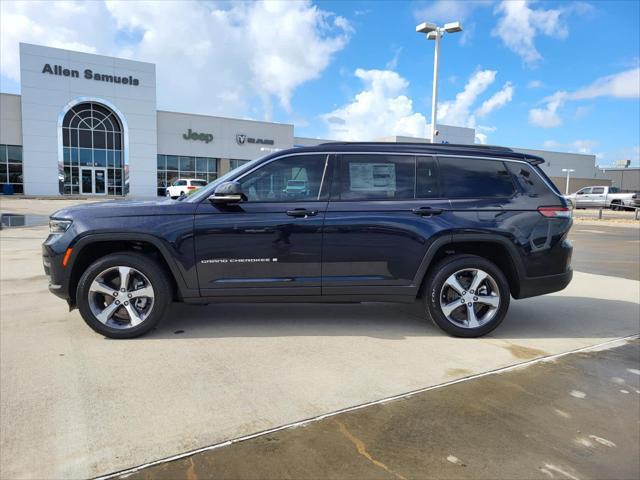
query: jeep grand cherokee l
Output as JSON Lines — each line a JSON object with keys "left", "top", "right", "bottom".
{"left": 43, "top": 143, "right": 573, "bottom": 339}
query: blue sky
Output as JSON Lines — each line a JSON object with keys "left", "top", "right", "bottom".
{"left": 1, "top": 0, "right": 639, "bottom": 165}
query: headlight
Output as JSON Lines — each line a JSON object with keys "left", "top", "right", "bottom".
{"left": 49, "top": 219, "right": 72, "bottom": 234}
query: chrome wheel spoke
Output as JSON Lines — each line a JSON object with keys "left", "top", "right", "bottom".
{"left": 124, "top": 304, "right": 143, "bottom": 327}
{"left": 439, "top": 267, "right": 501, "bottom": 330}
{"left": 466, "top": 304, "right": 480, "bottom": 329}
{"left": 89, "top": 281, "right": 115, "bottom": 297}
{"left": 118, "top": 266, "right": 132, "bottom": 291}
{"left": 95, "top": 302, "right": 120, "bottom": 324}
{"left": 88, "top": 265, "right": 155, "bottom": 330}
{"left": 442, "top": 300, "right": 463, "bottom": 317}
{"left": 129, "top": 285, "right": 154, "bottom": 299}
{"left": 476, "top": 294, "right": 500, "bottom": 309}
{"left": 444, "top": 274, "right": 466, "bottom": 295}
{"left": 469, "top": 270, "right": 488, "bottom": 293}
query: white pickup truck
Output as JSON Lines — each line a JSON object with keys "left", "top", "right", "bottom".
{"left": 565, "top": 186, "right": 638, "bottom": 210}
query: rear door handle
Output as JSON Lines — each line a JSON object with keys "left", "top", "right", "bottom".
{"left": 286, "top": 209, "right": 318, "bottom": 218}
{"left": 412, "top": 207, "right": 444, "bottom": 216}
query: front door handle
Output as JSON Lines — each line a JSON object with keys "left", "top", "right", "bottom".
{"left": 286, "top": 209, "right": 318, "bottom": 218}
{"left": 412, "top": 207, "right": 444, "bottom": 216}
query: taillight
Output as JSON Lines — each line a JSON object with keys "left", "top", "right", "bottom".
{"left": 538, "top": 206, "right": 572, "bottom": 218}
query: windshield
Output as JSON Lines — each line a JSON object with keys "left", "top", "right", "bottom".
{"left": 185, "top": 155, "right": 268, "bottom": 202}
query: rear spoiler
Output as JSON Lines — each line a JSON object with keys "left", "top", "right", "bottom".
{"left": 524, "top": 155, "right": 545, "bottom": 166}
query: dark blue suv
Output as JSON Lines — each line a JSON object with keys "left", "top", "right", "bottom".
{"left": 43, "top": 143, "right": 573, "bottom": 338}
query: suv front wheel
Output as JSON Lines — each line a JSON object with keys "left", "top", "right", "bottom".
{"left": 424, "top": 254, "right": 510, "bottom": 338}
{"left": 77, "top": 252, "right": 172, "bottom": 338}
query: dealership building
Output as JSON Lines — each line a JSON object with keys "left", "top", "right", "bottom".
{"left": 0, "top": 43, "right": 628, "bottom": 197}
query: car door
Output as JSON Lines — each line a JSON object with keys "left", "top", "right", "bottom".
{"left": 589, "top": 187, "right": 606, "bottom": 207}
{"left": 194, "top": 153, "right": 331, "bottom": 297}
{"left": 321, "top": 153, "right": 453, "bottom": 297}
{"left": 574, "top": 187, "right": 591, "bottom": 208}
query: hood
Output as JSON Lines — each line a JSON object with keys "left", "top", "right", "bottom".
{"left": 51, "top": 198, "right": 197, "bottom": 220}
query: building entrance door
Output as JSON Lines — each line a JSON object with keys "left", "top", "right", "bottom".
{"left": 80, "top": 168, "right": 107, "bottom": 195}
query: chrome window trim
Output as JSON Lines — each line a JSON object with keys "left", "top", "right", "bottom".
{"left": 200, "top": 150, "right": 561, "bottom": 202}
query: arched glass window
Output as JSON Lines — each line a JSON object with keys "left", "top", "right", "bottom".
{"left": 62, "top": 102, "right": 124, "bottom": 195}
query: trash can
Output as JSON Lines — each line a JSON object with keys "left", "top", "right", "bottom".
{"left": 2, "top": 184, "right": 14, "bottom": 195}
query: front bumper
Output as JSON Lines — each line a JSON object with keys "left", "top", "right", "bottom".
{"left": 42, "top": 242, "right": 71, "bottom": 301}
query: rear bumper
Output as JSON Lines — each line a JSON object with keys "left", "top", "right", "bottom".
{"left": 515, "top": 268, "right": 573, "bottom": 299}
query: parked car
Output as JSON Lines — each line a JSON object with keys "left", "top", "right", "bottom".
{"left": 564, "top": 186, "right": 638, "bottom": 210}
{"left": 165, "top": 178, "right": 208, "bottom": 199}
{"left": 43, "top": 142, "right": 573, "bottom": 339}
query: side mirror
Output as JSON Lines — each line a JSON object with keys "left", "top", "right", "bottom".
{"left": 209, "top": 181, "right": 244, "bottom": 204}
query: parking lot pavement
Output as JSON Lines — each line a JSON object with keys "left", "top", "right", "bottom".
{"left": 126, "top": 339, "right": 640, "bottom": 480}
{"left": 1, "top": 219, "right": 639, "bottom": 480}
{"left": 569, "top": 225, "right": 640, "bottom": 281}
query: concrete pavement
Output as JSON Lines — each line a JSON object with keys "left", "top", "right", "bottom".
{"left": 128, "top": 339, "right": 640, "bottom": 480}
{"left": 1, "top": 217, "right": 639, "bottom": 479}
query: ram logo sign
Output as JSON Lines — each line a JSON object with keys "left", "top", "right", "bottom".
{"left": 236, "top": 134, "right": 274, "bottom": 146}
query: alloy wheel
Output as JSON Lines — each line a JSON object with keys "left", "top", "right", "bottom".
{"left": 88, "top": 266, "right": 155, "bottom": 329}
{"left": 439, "top": 268, "right": 501, "bottom": 329}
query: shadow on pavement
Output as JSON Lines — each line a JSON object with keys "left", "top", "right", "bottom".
{"left": 140, "top": 296, "right": 640, "bottom": 340}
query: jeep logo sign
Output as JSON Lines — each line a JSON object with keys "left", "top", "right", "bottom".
{"left": 183, "top": 128, "right": 213, "bottom": 144}
{"left": 236, "top": 134, "right": 274, "bottom": 146}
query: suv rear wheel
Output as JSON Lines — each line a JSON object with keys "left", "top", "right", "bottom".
{"left": 77, "top": 252, "right": 172, "bottom": 338}
{"left": 424, "top": 254, "right": 510, "bottom": 337}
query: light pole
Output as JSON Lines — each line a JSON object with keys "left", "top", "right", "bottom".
{"left": 562, "top": 168, "right": 575, "bottom": 194}
{"left": 416, "top": 21, "right": 463, "bottom": 143}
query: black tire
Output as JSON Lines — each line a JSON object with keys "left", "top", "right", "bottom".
{"left": 77, "top": 252, "right": 172, "bottom": 338}
{"left": 423, "top": 254, "right": 510, "bottom": 338}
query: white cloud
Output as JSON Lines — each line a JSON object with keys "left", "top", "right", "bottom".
{"left": 385, "top": 47, "right": 402, "bottom": 70}
{"left": 413, "top": 1, "right": 491, "bottom": 47}
{"left": 492, "top": 1, "right": 570, "bottom": 67}
{"left": 529, "top": 68, "right": 640, "bottom": 128}
{"left": 321, "top": 69, "right": 428, "bottom": 140}
{"left": 543, "top": 140, "right": 560, "bottom": 149}
{"left": 475, "top": 81, "right": 514, "bottom": 118}
{"left": 0, "top": 0, "right": 351, "bottom": 119}
{"left": 529, "top": 91, "right": 566, "bottom": 127}
{"left": 571, "top": 68, "right": 640, "bottom": 99}
{"left": 542, "top": 139, "right": 599, "bottom": 154}
{"left": 438, "top": 70, "right": 497, "bottom": 127}
{"left": 413, "top": 0, "right": 492, "bottom": 24}
{"left": 527, "top": 80, "right": 544, "bottom": 89}
{"left": 570, "top": 139, "right": 598, "bottom": 154}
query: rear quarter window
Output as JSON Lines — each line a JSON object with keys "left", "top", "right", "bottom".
{"left": 439, "top": 157, "right": 515, "bottom": 198}
{"left": 506, "top": 162, "right": 556, "bottom": 197}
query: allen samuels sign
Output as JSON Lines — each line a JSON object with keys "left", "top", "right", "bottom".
{"left": 42, "top": 64, "right": 140, "bottom": 86}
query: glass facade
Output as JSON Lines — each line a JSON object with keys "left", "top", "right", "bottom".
{"left": 61, "top": 102, "right": 124, "bottom": 195}
{"left": 0, "top": 145, "right": 23, "bottom": 194}
{"left": 157, "top": 155, "right": 219, "bottom": 196}
{"left": 230, "top": 159, "right": 250, "bottom": 171}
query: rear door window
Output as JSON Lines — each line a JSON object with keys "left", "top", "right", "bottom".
{"left": 339, "top": 154, "right": 415, "bottom": 200}
{"left": 591, "top": 187, "right": 605, "bottom": 194}
{"left": 416, "top": 156, "right": 440, "bottom": 198}
{"left": 439, "top": 157, "right": 515, "bottom": 198}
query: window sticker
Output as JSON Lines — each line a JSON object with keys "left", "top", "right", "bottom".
{"left": 349, "top": 163, "right": 396, "bottom": 191}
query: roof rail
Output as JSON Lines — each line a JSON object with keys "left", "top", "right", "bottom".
{"left": 318, "top": 141, "right": 514, "bottom": 152}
